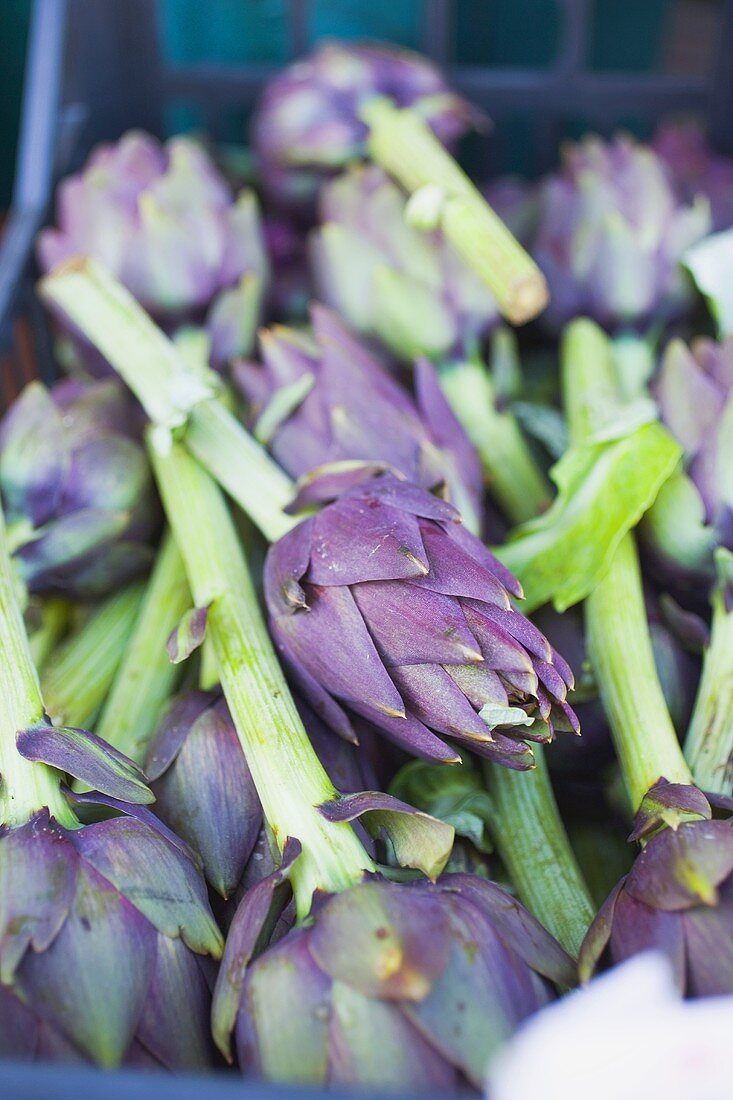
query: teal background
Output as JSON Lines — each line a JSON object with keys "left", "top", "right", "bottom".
{"left": 0, "top": 0, "right": 672, "bottom": 205}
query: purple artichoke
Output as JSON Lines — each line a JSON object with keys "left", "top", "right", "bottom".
{"left": 37, "top": 130, "right": 269, "bottom": 370}
{"left": 579, "top": 817, "right": 733, "bottom": 996}
{"left": 0, "top": 378, "right": 158, "bottom": 597}
{"left": 311, "top": 164, "right": 499, "bottom": 361}
{"left": 251, "top": 41, "right": 472, "bottom": 216}
{"left": 531, "top": 133, "right": 711, "bottom": 331}
{"left": 654, "top": 118, "right": 733, "bottom": 233}
{"left": 213, "top": 858, "right": 574, "bottom": 1088}
{"left": 642, "top": 336, "right": 733, "bottom": 589}
{"left": 265, "top": 467, "right": 578, "bottom": 769}
{"left": 235, "top": 304, "right": 484, "bottom": 531}
{"left": 263, "top": 213, "right": 312, "bottom": 322}
{"left": 0, "top": 802, "right": 221, "bottom": 1069}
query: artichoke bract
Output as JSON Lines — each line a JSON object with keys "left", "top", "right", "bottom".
{"left": 265, "top": 466, "right": 578, "bottom": 769}
{"left": 235, "top": 304, "right": 484, "bottom": 531}
{"left": 579, "top": 818, "right": 733, "bottom": 996}
{"left": 0, "top": 378, "right": 158, "bottom": 598}
{"left": 146, "top": 690, "right": 262, "bottom": 901}
{"left": 312, "top": 164, "right": 499, "bottom": 361}
{"left": 654, "top": 118, "right": 733, "bottom": 233}
{"left": 643, "top": 336, "right": 733, "bottom": 588}
{"left": 213, "top": 855, "right": 574, "bottom": 1089}
{"left": 532, "top": 133, "right": 711, "bottom": 331}
{"left": 251, "top": 41, "right": 472, "bottom": 215}
{"left": 37, "top": 130, "right": 268, "bottom": 370}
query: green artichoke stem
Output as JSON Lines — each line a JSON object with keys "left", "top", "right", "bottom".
{"left": 438, "top": 357, "right": 551, "bottom": 525}
{"left": 0, "top": 504, "right": 75, "bottom": 828}
{"left": 483, "top": 749, "right": 595, "bottom": 955}
{"left": 41, "top": 581, "right": 146, "bottom": 729}
{"left": 684, "top": 572, "right": 733, "bottom": 795}
{"left": 362, "top": 98, "right": 548, "bottom": 325}
{"left": 28, "top": 598, "right": 70, "bottom": 672}
{"left": 40, "top": 259, "right": 297, "bottom": 543}
{"left": 563, "top": 320, "right": 694, "bottom": 813}
{"left": 94, "top": 530, "right": 190, "bottom": 765}
{"left": 149, "top": 434, "right": 375, "bottom": 919}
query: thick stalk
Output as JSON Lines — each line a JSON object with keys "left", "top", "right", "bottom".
{"left": 41, "top": 260, "right": 297, "bottom": 543}
{"left": 563, "top": 320, "right": 693, "bottom": 811}
{"left": 0, "top": 506, "right": 75, "bottom": 827}
{"left": 41, "top": 582, "right": 145, "bottom": 729}
{"left": 484, "top": 749, "right": 594, "bottom": 955}
{"left": 149, "top": 435, "right": 374, "bottom": 918}
{"left": 438, "top": 358, "right": 551, "bottom": 524}
{"left": 28, "top": 598, "right": 70, "bottom": 672}
{"left": 363, "top": 99, "right": 548, "bottom": 324}
{"left": 95, "top": 531, "right": 189, "bottom": 764}
{"left": 684, "top": 576, "right": 733, "bottom": 794}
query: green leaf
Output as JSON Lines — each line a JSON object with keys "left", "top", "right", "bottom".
{"left": 389, "top": 759, "right": 494, "bottom": 855}
{"left": 497, "top": 420, "right": 682, "bottom": 612}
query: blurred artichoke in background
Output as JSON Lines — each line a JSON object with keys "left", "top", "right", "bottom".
{"left": 251, "top": 41, "right": 473, "bottom": 216}
{"left": 312, "top": 164, "right": 499, "bottom": 361}
{"left": 265, "top": 467, "right": 577, "bottom": 769}
{"left": 654, "top": 118, "right": 733, "bottom": 233}
{"left": 580, "top": 818, "right": 733, "bottom": 996}
{"left": 37, "top": 130, "right": 269, "bottom": 369}
{"left": 531, "top": 133, "right": 711, "bottom": 331}
{"left": 235, "top": 303, "right": 484, "bottom": 531}
{"left": 0, "top": 378, "right": 158, "bottom": 597}
{"left": 642, "top": 336, "right": 733, "bottom": 590}
{"left": 213, "top": 869, "right": 574, "bottom": 1089}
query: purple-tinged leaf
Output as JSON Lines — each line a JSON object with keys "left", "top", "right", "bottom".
{"left": 17, "top": 722, "right": 154, "bottom": 804}
{"left": 167, "top": 604, "right": 210, "bottom": 664}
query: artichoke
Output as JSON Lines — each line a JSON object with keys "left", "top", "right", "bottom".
{"left": 642, "top": 336, "right": 733, "bottom": 589}
{"left": 311, "top": 164, "right": 499, "bottom": 361}
{"left": 235, "top": 303, "right": 484, "bottom": 531}
{"left": 531, "top": 133, "right": 711, "bottom": 331}
{"left": 0, "top": 497, "right": 223, "bottom": 1069}
{"left": 654, "top": 118, "right": 733, "bottom": 233}
{"left": 579, "top": 817, "right": 733, "bottom": 996}
{"left": 251, "top": 41, "right": 472, "bottom": 215}
{"left": 0, "top": 378, "right": 158, "bottom": 598}
{"left": 265, "top": 466, "right": 577, "bottom": 768}
{"left": 213, "top": 858, "right": 574, "bottom": 1089}
{"left": 37, "top": 130, "right": 269, "bottom": 370}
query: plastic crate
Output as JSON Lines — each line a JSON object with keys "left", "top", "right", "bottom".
{"left": 0, "top": 0, "right": 732, "bottom": 1094}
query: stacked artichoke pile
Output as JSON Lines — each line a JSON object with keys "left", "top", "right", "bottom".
{"left": 2, "top": 35, "right": 733, "bottom": 1097}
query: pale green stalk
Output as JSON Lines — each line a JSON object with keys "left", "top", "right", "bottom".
{"left": 684, "top": 568, "right": 733, "bottom": 795}
{"left": 564, "top": 320, "right": 693, "bottom": 812}
{"left": 0, "top": 504, "right": 74, "bottom": 827}
{"left": 438, "top": 357, "right": 551, "bottom": 524}
{"left": 363, "top": 98, "right": 548, "bottom": 325}
{"left": 149, "top": 435, "right": 374, "bottom": 919}
{"left": 41, "top": 582, "right": 145, "bottom": 728}
{"left": 95, "top": 531, "right": 190, "bottom": 764}
{"left": 484, "top": 749, "right": 594, "bottom": 955}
